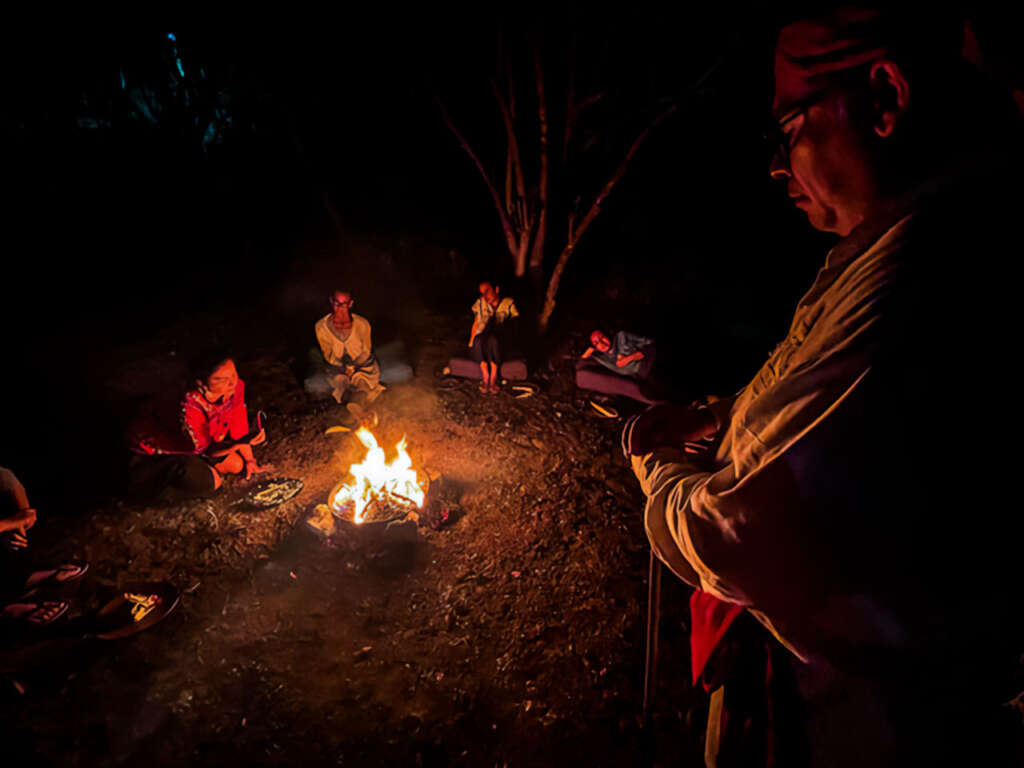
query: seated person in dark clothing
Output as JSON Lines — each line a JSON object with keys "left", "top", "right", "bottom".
{"left": 125, "top": 352, "right": 271, "bottom": 501}
{"left": 1, "top": 467, "right": 88, "bottom": 627}
{"left": 581, "top": 330, "right": 655, "bottom": 378}
{"left": 468, "top": 281, "right": 521, "bottom": 394}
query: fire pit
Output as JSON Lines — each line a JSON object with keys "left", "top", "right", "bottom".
{"left": 306, "top": 426, "right": 429, "bottom": 541}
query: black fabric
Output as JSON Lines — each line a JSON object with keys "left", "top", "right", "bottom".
{"left": 127, "top": 453, "right": 217, "bottom": 502}
{"left": 0, "top": 542, "right": 31, "bottom": 605}
{"left": 470, "top": 328, "right": 501, "bottom": 364}
{"left": 470, "top": 317, "right": 522, "bottom": 365}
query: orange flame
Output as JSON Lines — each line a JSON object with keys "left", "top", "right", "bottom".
{"left": 330, "top": 427, "right": 425, "bottom": 524}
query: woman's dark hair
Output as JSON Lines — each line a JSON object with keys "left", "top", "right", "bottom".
{"left": 189, "top": 348, "right": 233, "bottom": 384}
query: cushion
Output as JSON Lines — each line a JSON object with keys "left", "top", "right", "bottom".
{"left": 448, "top": 357, "right": 528, "bottom": 381}
{"left": 575, "top": 361, "right": 662, "bottom": 404}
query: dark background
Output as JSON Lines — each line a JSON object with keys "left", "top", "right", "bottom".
{"left": 2, "top": 6, "right": 1020, "bottom": 507}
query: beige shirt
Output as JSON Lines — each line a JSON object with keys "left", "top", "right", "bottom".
{"left": 315, "top": 313, "right": 374, "bottom": 368}
{"left": 471, "top": 296, "right": 518, "bottom": 330}
{"left": 631, "top": 211, "right": 931, "bottom": 662}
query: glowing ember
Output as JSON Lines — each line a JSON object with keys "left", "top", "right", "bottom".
{"left": 330, "top": 427, "right": 425, "bottom": 524}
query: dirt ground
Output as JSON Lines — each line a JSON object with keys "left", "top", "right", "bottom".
{"left": 2, "top": 286, "right": 710, "bottom": 766}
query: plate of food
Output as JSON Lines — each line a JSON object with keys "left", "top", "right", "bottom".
{"left": 88, "top": 581, "right": 181, "bottom": 640}
{"left": 243, "top": 477, "right": 304, "bottom": 509}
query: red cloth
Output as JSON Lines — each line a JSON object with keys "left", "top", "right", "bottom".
{"left": 128, "top": 379, "right": 249, "bottom": 455}
{"left": 690, "top": 589, "right": 745, "bottom": 691}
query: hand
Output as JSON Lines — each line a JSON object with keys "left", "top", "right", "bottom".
{"left": 10, "top": 530, "right": 29, "bottom": 549}
{"left": 622, "top": 404, "right": 719, "bottom": 457}
{"left": 249, "top": 427, "right": 267, "bottom": 447}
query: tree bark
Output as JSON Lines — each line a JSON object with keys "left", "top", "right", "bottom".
{"left": 530, "top": 46, "right": 549, "bottom": 270}
{"left": 492, "top": 79, "right": 527, "bottom": 204}
{"left": 538, "top": 104, "right": 678, "bottom": 331}
{"left": 492, "top": 79, "right": 530, "bottom": 275}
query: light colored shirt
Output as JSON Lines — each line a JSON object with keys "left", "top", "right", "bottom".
{"left": 593, "top": 331, "right": 653, "bottom": 377}
{"left": 315, "top": 313, "right": 374, "bottom": 368}
{"left": 471, "top": 296, "right": 518, "bottom": 331}
{"left": 631, "top": 210, "right": 934, "bottom": 662}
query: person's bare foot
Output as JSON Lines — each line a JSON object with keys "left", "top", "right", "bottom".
{"left": 488, "top": 383, "right": 501, "bottom": 394}
{"left": 478, "top": 383, "right": 489, "bottom": 394}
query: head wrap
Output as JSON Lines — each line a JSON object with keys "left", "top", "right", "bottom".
{"left": 773, "top": 7, "right": 965, "bottom": 114}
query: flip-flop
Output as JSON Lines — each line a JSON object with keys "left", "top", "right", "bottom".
{"left": 23, "top": 563, "right": 89, "bottom": 590}
{"left": 510, "top": 383, "right": 539, "bottom": 398}
{"left": 589, "top": 400, "right": 620, "bottom": 419}
{"left": 1, "top": 600, "right": 69, "bottom": 626}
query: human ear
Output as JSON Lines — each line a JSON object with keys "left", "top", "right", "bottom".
{"left": 869, "top": 59, "right": 911, "bottom": 138}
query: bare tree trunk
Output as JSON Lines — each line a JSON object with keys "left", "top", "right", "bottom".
{"left": 435, "top": 95, "right": 520, "bottom": 261}
{"left": 538, "top": 105, "right": 677, "bottom": 331}
{"left": 530, "top": 46, "right": 549, "bottom": 271}
{"left": 492, "top": 79, "right": 530, "bottom": 275}
{"left": 492, "top": 79, "right": 527, "bottom": 204}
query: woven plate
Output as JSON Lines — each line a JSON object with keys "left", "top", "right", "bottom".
{"left": 243, "top": 477, "right": 304, "bottom": 509}
{"left": 89, "top": 581, "right": 181, "bottom": 640}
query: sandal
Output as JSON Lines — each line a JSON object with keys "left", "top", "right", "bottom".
{"left": 23, "top": 563, "right": 89, "bottom": 590}
{"left": 1, "top": 600, "right": 69, "bottom": 626}
{"left": 478, "top": 383, "right": 490, "bottom": 394}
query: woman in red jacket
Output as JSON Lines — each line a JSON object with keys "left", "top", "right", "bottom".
{"left": 126, "top": 352, "right": 270, "bottom": 500}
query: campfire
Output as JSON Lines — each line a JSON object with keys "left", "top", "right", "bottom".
{"left": 307, "top": 427, "right": 427, "bottom": 538}
{"left": 332, "top": 427, "right": 426, "bottom": 524}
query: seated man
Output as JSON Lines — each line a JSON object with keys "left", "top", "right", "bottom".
{"left": 581, "top": 329, "right": 656, "bottom": 379}
{"left": 1, "top": 467, "right": 88, "bottom": 627}
{"left": 305, "top": 289, "right": 385, "bottom": 420}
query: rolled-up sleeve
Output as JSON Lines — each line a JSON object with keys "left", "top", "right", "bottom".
{"left": 0, "top": 467, "right": 30, "bottom": 511}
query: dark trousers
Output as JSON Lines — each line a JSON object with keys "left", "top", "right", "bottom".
{"left": 0, "top": 534, "right": 31, "bottom": 604}
{"left": 470, "top": 329, "right": 502, "bottom": 365}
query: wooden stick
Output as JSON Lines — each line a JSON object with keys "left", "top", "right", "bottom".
{"left": 643, "top": 548, "right": 663, "bottom": 729}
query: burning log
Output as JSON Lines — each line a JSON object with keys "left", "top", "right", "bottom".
{"left": 330, "top": 427, "right": 425, "bottom": 524}
{"left": 305, "top": 426, "right": 431, "bottom": 541}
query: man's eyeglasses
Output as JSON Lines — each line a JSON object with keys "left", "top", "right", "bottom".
{"left": 761, "top": 91, "right": 827, "bottom": 159}
{"left": 331, "top": 299, "right": 352, "bottom": 307}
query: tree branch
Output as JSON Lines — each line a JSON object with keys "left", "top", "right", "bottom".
{"left": 530, "top": 45, "right": 549, "bottom": 269}
{"left": 434, "top": 94, "right": 519, "bottom": 259}
{"left": 539, "top": 104, "right": 678, "bottom": 330}
{"left": 491, "top": 78, "right": 527, "bottom": 202}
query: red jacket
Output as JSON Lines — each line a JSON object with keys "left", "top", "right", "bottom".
{"left": 128, "top": 380, "right": 249, "bottom": 455}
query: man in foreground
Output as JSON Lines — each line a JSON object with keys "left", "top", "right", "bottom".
{"left": 624, "top": 7, "right": 1023, "bottom": 764}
